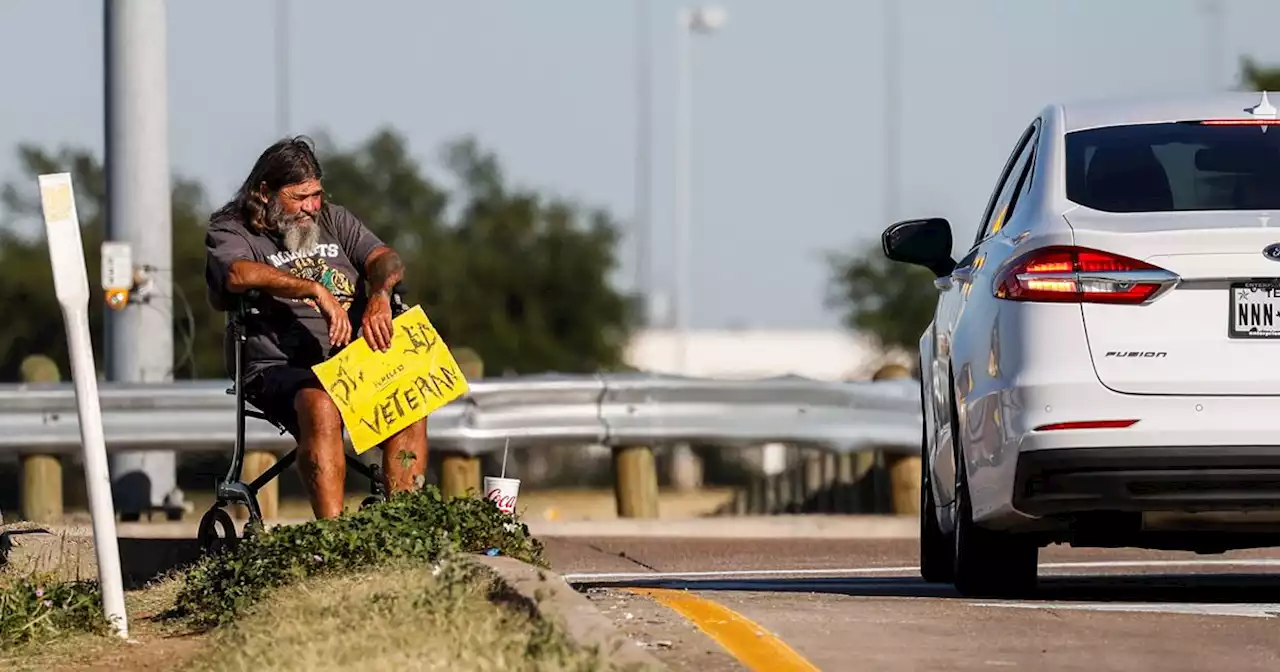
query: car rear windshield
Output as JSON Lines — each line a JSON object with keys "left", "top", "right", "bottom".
{"left": 1066, "top": 122, "right": 1280, "bottom": 212}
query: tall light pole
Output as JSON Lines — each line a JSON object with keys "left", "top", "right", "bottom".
{"left": 674, "top": 5, "right": 726, "bottom": 375}
{"left": 634, "top": 0, "right": 653, "bottom": 321}
{"left": 882, "top": 0, "right": 900, "bottom": 225}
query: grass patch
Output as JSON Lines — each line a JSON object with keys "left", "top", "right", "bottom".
{"left": 0, "top": 575, "right": 112, "bottom": 649}
{"left": 5, "top": 485, "right": 574, "bottom": 669}
{"left": 173, "top": 485, "right": 546, "bottom": 628}
{"left": 0, "top": 577, "right": 193, "bottom": 672}
{"left": 182, "top": 557, "right": 628, "bottom": 672}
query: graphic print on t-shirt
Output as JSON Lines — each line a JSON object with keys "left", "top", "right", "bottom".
{"left": 269, "top": 244, "right": 356, "bottom": 314}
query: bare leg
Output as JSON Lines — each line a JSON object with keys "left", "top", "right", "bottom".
{"left": 380, "top": 418, "right": 428, "bottom": 493}
{"left": 294, "top": 387, "right": 347, "bottom": 519}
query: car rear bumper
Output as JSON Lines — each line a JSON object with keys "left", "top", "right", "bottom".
{"left": 1013, "top": 445, "right": 1280, "bottom": 516}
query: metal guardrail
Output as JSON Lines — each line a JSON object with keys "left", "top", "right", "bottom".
{"left": 0, "top": 374, "right": 921, "bottom": 457}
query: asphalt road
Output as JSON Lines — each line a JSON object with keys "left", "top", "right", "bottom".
{"left": 542, "top": 537, "right": 1280, "bottom": 671}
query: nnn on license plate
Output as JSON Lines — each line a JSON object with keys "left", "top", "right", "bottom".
{"left": 1231, "top": 280, "right": 1280, "bottom": 338}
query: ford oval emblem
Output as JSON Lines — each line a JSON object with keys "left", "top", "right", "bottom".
{"left": 1265, "top": 243, "right": 1280, "bottom": 261}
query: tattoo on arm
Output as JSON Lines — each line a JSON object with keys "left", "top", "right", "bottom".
{"left": 227, "top": 260, "right": 322, "bottom": 300}
{"left": 367, "top": 247, "right": 405, "bottom": 297}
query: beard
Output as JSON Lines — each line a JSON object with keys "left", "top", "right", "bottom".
{"left": 267, "top": 197, "right": 319, "bottom": 254}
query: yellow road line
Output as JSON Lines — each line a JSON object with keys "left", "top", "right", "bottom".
{"left": 629, "top": 588, "right": 820, "bottom": 672}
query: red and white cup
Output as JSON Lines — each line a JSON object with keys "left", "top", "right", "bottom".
{"left": 483, "top": 476, "right": 521, "bottom": 515}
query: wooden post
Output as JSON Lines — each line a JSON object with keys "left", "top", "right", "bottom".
{"left": 21, "top": 455, "right": 62, "bottom": 523}
{"left": 667, "top": 443, "right": 702, "bottom": 491}
{"left": 612, "top": 445, "right": 658, "bottom": 518}
{"left": 233, "top": 451, "right": 279, "bottom": 521}
{"left": 19, "top": 355, "right": 63, "bottom": 522}
{"left": 873, "top": 363, "right": 922, "bottom": 515}
{"left": 440, "top": 453, "right": 481, "bottom": 499}
{"left": 444, "top": 348, "right": 484, "bottom": 500}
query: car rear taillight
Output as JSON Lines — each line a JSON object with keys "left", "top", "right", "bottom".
{"left": 1033, "top": 419, "right": 1139, "bottom": 431}
{"left": 994, "top": 246, "right": 1179, "bottom": 304}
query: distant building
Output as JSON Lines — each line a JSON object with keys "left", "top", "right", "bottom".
{"left": 623, "top": 328, "right": 907, "bottom": 381}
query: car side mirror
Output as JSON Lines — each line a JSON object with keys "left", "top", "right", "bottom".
{"left": 881, "top": 217, "right": 957, "bottom": 278}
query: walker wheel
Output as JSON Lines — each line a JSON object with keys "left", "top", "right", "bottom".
{"left": 197, "top": 507, "right": 239, "bottom": 555}
{"left": 360, "top": 495, "right": 384, "bottom": 510}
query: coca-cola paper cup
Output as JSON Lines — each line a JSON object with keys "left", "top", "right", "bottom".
{"left": 483, "top": 476, "right": 521, "bottom": 515}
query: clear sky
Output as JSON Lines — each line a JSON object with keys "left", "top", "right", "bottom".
{"left": 2, "top": 0, "right": 1279, "bottom": 330}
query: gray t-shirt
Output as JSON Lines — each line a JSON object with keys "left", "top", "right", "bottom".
{"left": 205, "top": 202, "right": 386, "bottom": 379}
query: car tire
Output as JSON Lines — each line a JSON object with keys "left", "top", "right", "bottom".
{"left": 918, "top": 382, "right": 955, "bottom": 583}
{"left": 953, "top": 456, "right": 1038, "bottom": 597}
{"left": 920, "top": 463, "right": 956, "bottom": 583}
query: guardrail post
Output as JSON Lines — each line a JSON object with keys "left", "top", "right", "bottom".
{"left": 246, "top": 451, "right": 278, "bottom": 520}
{"left": 873, "top": 363, "right": 921, "bottom": 514}
{"left": 667, "top": 443, "right": 702, "bottom": 491}
{"left": 612, "top": 445, "right": 658, "bottom": 518}
{"left": 19, "top": 355, "right": 63, "bottom": 522}
{"left": 440, "top": 348, "right": 484, "bottom": 500}
{"left": 441, "top": 453, "right": 481, "bottom": 499}
{"left": 231, "top": 449, "right": 278, "bottom": 522}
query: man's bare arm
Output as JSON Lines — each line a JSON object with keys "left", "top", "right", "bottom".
{"left": 226, "top": 259, "right": 323, "bottom": 299}
{"left": 226, "top": 259, "right": 352, "bottom": 346}
{"left": 364, "top": 246, "right": 404, "bottom": 297}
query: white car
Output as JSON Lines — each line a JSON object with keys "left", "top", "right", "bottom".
{"left": 884, "top": 91, "right": 1280, "bottom": 597}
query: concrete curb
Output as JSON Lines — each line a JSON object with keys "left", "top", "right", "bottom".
{"left": 525, "top": 514, "right": 919, "bottom": 539}
{"left": 472, "top": 554, "right": 664, "bottom": 671}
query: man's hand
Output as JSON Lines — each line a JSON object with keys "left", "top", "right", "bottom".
{"left": 313, "top": 285, "right": 352, "bottom": 347}
{"left": 362, "top": 291, "right": 394, "bottom": 352}
{"left": 361, "top": 246, "right": 404, "bottom": 353}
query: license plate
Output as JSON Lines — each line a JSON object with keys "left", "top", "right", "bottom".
{"left": 1230, "top": 280, "right": 1280, "bottom": 338}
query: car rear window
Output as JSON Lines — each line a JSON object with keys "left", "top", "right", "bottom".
{"left": 1066, "top": 122, "right": 1280, "bottom": 212}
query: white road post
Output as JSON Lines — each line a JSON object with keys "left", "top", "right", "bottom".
{"left": 37, "top": 172, "right": 128, "bottom": 639}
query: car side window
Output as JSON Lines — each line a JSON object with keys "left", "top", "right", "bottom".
{"left": 986, "top": 143, "right": 1038, "bottom": 240}
{"left": 974, "top": 122, "right": 1041, "bottom": 247}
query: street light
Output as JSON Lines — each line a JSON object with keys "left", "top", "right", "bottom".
{"left": 673, "top": 5, "right": 726, "bottom": 375}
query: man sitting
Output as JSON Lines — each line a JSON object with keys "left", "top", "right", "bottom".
{"left": 204, "top": 136, "right": 427, "bottom": 519}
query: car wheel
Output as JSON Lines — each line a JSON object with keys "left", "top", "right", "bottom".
{"left": 919, "top": 383, "right": 955, "bottom": 583}
{"left": 920, "top": 463, "right": 956, "bottom": 583}
{"left": 953, "top": 456, "right": 1038, "bottom": 597}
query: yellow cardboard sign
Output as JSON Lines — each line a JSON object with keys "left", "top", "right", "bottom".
{"left": 312, "top": 305, "right": 470, "bottom": 453}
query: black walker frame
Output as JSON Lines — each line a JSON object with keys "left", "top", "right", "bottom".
{"left": 196, "top": 288, "right": 407, "bottom": 553}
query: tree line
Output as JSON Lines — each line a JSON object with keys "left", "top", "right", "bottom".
{"left": 0, "top": 129, "right": 641, "bottom": 381}
{"left": 9, "top": 60, "right": 1272, "bottom": 383}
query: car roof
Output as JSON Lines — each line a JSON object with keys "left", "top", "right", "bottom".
{"left": 1053, "top": 91, "right": 1280, "bottom": 133}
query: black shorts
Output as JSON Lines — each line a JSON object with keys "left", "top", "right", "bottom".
{"left": 243, "top": 365, "right": 326, "bottom": 439}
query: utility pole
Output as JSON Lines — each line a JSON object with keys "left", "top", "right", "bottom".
{"left": 104, "top": 0, "right": 182, "bottom": 520}
{"left": 674, "top": 5, "right": 726, "bottom": 374}
{"left": 634, "top": 0, "right": 652, "bottom": 323}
